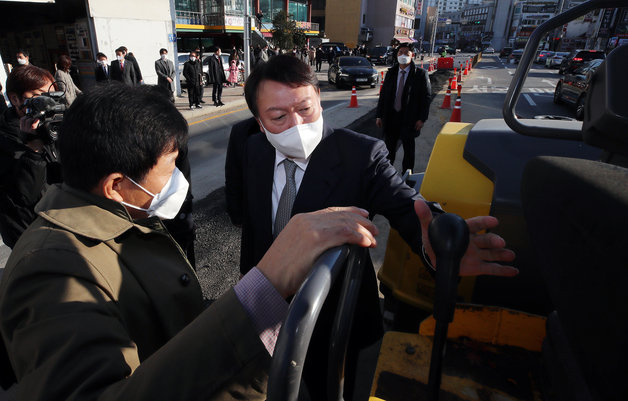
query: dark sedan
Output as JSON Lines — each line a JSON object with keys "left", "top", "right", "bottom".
{"left": 366, "top": 46, "right": 389, "bottom": 65}
{"left": 554, "top": 58, "right": 604, "bottom": 120}
{"left": 328, "top": 56, "right": 379, "bottom": 89}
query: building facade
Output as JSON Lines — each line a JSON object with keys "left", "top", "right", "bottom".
{"left": 509, "top": 0, "right": 558, "bottom": 48}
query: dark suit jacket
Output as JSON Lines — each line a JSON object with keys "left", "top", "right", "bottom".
{"left": 376, "top": 61, "right": 431, "bottom": 139}
{"left": 206, "top": 54, "right": 226, "bottom": 84}
{"left": 183, "top": 60, "right": 201, "bottom": 88}
{"left": 125, "top": 53, "right": 143, "bottom": 84}
{"left": 241, "top": 124, "right": 423, "bottom": 399}
{"left": 110, "top": 59, "right": 137, "bottom": 86}
{"left": 94, "top": 64, "right": 111, "bottom": 83}
{"left": 225, "top": 117, "right": 260, "bottom": 226}
{"left": 154, "top": 58, "right": 175, "bottom": 92}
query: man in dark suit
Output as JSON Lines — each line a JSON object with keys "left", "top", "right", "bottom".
{"left": 241, "top": 55, "right": 518, "bottom": 400}
{"left": 154, "top": 48, "right": 175, "bottom": 102}
{"left": 94, "top": 52, "right": 111, "bottom": 83}
{"left": 225, "top": 117, "right": 260, "bottom": 226}
{"left": 183, "top": 51, "right": 202, "bottom": 110}
{"left": 207, "top": 46, "right": 226, "bottom": 107}
{"left": 120, "top": 46, "right": 143, "bottom": 85}
{"left": 110, "top": 47, "right": 137, "bottom": 86}
{"left": 193, "top": 47, "right": 205, "bottom": 103}
{"left": 376, "top": 43, "right": 431, "bottom": 173}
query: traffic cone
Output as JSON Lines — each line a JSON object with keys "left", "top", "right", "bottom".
{"left": 463, "top": 63, "right": 469, "bottom": 76}
{"left": 448, "top": 77, "right": 453, "bottom": 88}
{"left": 428, "top": 62, "right": 433, "bottom": 72}
{"left": 348, "top": 86, "right": 359, "bottom": 108}
{"left": 457, "top": 84, "right": 462, "bottom": 97}
{"left": 450, "top": 96, "right": 462, "bottom": 122}
{"left": 379, "top": 73, "right": 384, "bottom": 94}
{"left": 440, "top": 86, "right": 452, "bottom": 109}
{"left": 451, "top": 74, "right": 457, "bottom": 90}
{"left": 457, "top": 67, "right": 462, "bottom": 83}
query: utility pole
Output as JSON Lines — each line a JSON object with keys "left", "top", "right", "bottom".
{"left": 244, "top": 0, "right": 251, "bottom": 80}
{"left": 430, "top": 1, "right": 440, "bottom": 57}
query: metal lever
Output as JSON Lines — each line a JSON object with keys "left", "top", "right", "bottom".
{"left": 426, "top": 213, "right": 469, "bottom": 401}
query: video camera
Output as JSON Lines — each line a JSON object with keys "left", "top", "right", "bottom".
{"left": 23, "top": 91, "right": 66, "bottom": 143}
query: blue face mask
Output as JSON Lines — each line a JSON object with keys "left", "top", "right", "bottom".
{"left": 121, "top": 167, "right": 189, "bottom": 219}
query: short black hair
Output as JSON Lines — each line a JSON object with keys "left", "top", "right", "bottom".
{"left": 244, "top": 54, "right": 318, "bottom": 117}
{"left": 96, "top": 52, "right": 107, "bottom": 60}
{"left": 16, "top": 49, "right": 29, "bottom": 58}
{"left": 159, "top": 48, "right": 168, "bottom": 55}
{"left": 397, "top": 43, "right": 412, "bottom": 52}
{"left": 115, "top": 46, "right": 126, "bottom": 54}
{"left": 58, "top": 83, "right": 188, "bottom": 191}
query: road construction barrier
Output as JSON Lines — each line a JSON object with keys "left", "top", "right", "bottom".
{"left": 348, "top": 86, "right": 359, "bottom": 108}
{"left": 440, "top": 86, "right": 452, "bottom": 109}
{"left": 437, "top": 57, "right": 454, "bottom": 70}
{"left": 450, "top": 96, "right": 462, "bottom": 122}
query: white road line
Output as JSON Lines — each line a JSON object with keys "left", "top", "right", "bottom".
{"left": 542, "top": 79, "right": 556, "bottom": 86}
{"left": 487, "top": 77, "right": 492, "bottom": 84}
{"left": 523, "top": 94, "right": 537, "bottom": 106}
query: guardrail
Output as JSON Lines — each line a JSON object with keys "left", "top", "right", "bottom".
{"left": 175, "top": 10, "right": 203, "bottom": 25}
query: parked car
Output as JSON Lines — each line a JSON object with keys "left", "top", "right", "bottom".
{"left": 535, "top": 50, "right": 554, "bottom": 64}
{"left": 328, "top": 56, "right": 379, "bottom": 89}
{"left": 546, "top": 51, "right": 570, "bottom": 68}
{"left": 483, "top": 47, "right": 495, "bottom": 54}
{"left": 509, "top": 49, "right": 524, "bottom": 63}
{"left": 499, "top": 46, "right": 513, "bottom": 58}
{"left": 553, "top": 58, "right": 604, "bottom": 120}
{"left": 558, "top": 49, "right": 605, "bottom": 74}
{"left": 366, "top": 46, "right": 389, "bottom": 65}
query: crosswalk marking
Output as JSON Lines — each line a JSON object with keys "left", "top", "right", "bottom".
{"left": 466, "top": 85, "right": 555, "bottom": 94}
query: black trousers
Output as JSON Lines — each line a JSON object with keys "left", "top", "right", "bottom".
{"left": 187, "top": 84, "right": 200, "bottom": 106}
{"left": 212, "top": 82, "right": 223, "bottom": 102}
{"left": 383, "top": 112, "right": 417, "bottom": 173}
{"left": 315, "top": 59, "right": 322, "bottom": 71}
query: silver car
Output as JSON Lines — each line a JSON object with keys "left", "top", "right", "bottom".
{"left": 546, "top": 52, "right": 569, "bottom": 68}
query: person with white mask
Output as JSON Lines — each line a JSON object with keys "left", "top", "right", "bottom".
{"left": 94, "top": 52, "right": 111, "bottom": 83}
{"left": 154, "top": 48, "right": 175, "bottom": 102}
{"left": 0, "top": 83, "right": 380, "bottom": 399}
{"left": 375, "top": 42, "right": 431, "bottom": 172}
{"left": 110, "top": 46, "right": 137, "bottom": 86}
{"left": 15, "top": 50, "right": 31, "bottom": 68}
{"left": 239, "top": 54, "right": 518, "bottom": 401}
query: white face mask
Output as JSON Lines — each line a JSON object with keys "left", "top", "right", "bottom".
{"left": 261, "top": 114, "right": 324, "bottom": 159}
{"left": 117, "top": 55, "right": 124, "bottom": 61}
{"left": 17, "top": 58, "right": 27, "bottom": 65}
{"left": 121, "top": 167, "right": 189, "bottom": 220}
{"left": 190, "top": 56, "right": 196, "bottom": 62}
{"left": 99, "top": 60, "right": 107, "bottom": 65}
{"left": 397, "top": 55, "right": 412, "bottom": 65}
{"left": 161, "top": 54, "right": 167, "bottom": 60}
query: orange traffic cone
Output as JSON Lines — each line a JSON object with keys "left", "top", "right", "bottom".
{"left": 457, "top": 84, "right": 462, "bottom": 97}
{"left": 450, "top": 96, "right": 462, "bottom": 122}
{"left": 379, "top": 73, "right": 384, "bottom": 94}
{"left": 428, "top": 62, "right": 433, "bottom": 72}
{"left": 469, "top": 58, "right": 473, "bottom": 71}
{"left": 440, "top": 86, "right": 452, "bottom": 109}
{"left": 463, "top": 63, "right": 469, "bottom": 76}
{"left": 457, "top": 67, "right": 462, "bottom": 83}
{"left": 348, "top": 86, "right": 359, "bottom": 108}
{"left": 451, "top": 74, "right": 457, "bottom": 90}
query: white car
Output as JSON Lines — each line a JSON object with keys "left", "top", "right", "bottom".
{"left": 546, "top": 52, "right": 569, "bottom": 69}
{"left": 483, "top": 47, "right": 495, "bottom": 54}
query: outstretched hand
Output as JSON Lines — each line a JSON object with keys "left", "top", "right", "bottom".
{"left": 414, "top": 200, "right": 518, "bottom": 277}
{"left": 257, "top": 206, "right": 379, "bottom": 298}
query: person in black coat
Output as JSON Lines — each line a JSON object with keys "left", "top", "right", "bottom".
{"left": 94, "top": 52, "right": 111, "bottom": 83}
{"left": 110, "top": 47, "right": 137, "bottom": 86}
{"left": 194, "top": 47, "right": 205, "bottom": 103}
{"left": 206, "top": 47, "right": 226, "bottom": 107}
{"left": 0, "top": 65, "right": 62, "bottom": 248}
{"left": 376, "top": 43, "right": 431, "bottom": 172}
{"left": 315, "top": 46, "right": 324, "bottom": 72}
{"left": 121, "top": 46, "right": 143, "bottom": 85}
{"left": 183, "top": 51, "right": 202, "bottom": 109}
{"left": 225, "top": 117, "right": 260, "bottom": 226}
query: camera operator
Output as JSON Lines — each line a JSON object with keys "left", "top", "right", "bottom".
{"left": 0, "top": 65, "right": 62, "bottom": 248}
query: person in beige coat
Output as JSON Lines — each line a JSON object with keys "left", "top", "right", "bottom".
{"left": 0, "top": 83, "right": 379, "bottom": 400}
{"left": 54, "top": 55, "right": 82, "bottom": 105}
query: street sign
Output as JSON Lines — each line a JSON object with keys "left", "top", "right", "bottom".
{"left": 168, "top": 34, "right": 176, "bottom": 42}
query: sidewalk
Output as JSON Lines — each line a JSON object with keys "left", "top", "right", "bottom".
{"left": 174, "top": 83, "right": 248, "bottom": 122}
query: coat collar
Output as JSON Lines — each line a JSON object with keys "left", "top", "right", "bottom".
{"left": 35, "top": 184, "right": 157, "bottom": 242}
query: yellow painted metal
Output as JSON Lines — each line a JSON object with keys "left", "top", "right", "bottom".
{"left": 370, "top": 305, "right": 546, "bottom": 400}
{"left": 418, "top": 304, "right": 546, "bottom": 352}
{"left": 377, "top": 122, "right": 495, "bottom": 311}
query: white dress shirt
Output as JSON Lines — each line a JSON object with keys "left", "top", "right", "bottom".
{"left": 271, "top": 149, "right": 309, "bottom": 226}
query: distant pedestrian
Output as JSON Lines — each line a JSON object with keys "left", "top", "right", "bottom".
{"left": 15, "top": 50, "right": 31, "bottom": 68}
{"left": 258, "top": 44, "right": 269, "bottom": 64}
{"left": 228, "top": 60, "right": 238, "bottom": 87}
{"left": 119, "top": 46, "right": 143, "bottom": 85}
{"left": 207, "top": 46, "right": 226, "bottom": 106}
{"left": 155, "top": 48, "right": 175, "bottom": 102}
{"left": 111, "top": 47, "right": 138, "bottom": 86}
{"left": 308, "top": 46, "right": 315, "bottom": 66}
{"left": 194, "top": 47, "right": 206, "bottom": 103}
{"left": 315, "top": 46, "right": 324, "bottom": 71}
{"left": 54, "top": 55, "right": 82, "bottom": 106}
{"left": 94, "top": 52, "right": 111, "bottom": 83}
{"left": 183, "top": 51, "right": 202, "bottom": 109}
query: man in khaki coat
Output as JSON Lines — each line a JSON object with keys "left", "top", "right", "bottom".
{"left": 0, "top": 84, "right": 379, "bottom": 400}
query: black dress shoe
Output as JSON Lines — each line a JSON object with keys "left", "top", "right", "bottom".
{"left": 214, "top": 101, "right": 219, "bottom": 107}
{"left": 200, "top": 100, "right": 206, "bottom": 103}
{"left": 218, "top": 101, "right": 225, "bottom": 106}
